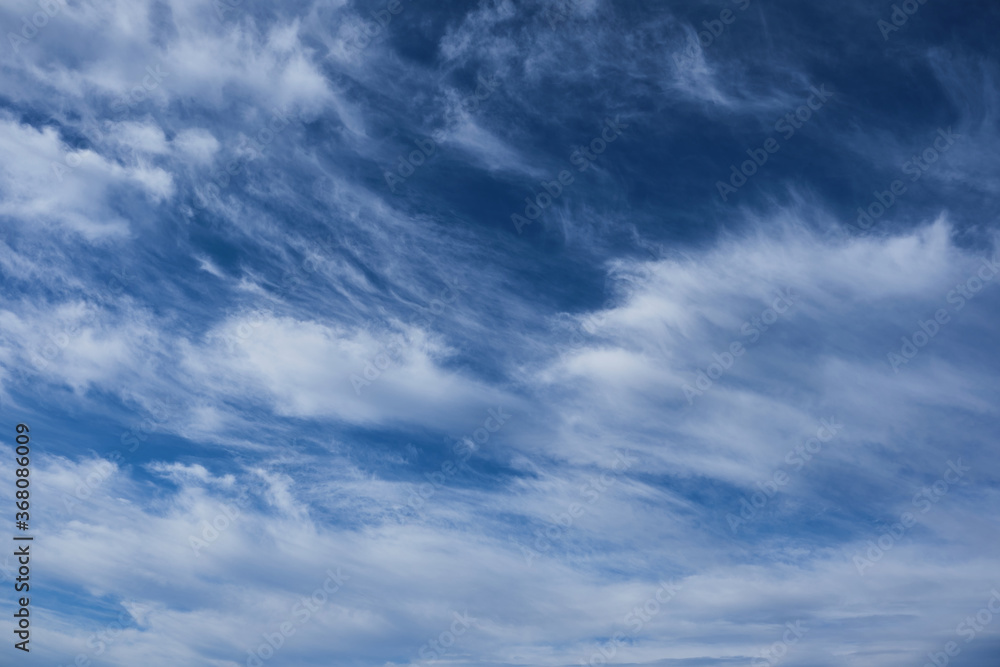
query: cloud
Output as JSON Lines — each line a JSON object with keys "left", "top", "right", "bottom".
{"left": 1, "top": 2, "right": 998, "bottom": 666}
{"left": 181, "top": 312, "right": 511, "bottom": 428}
{"left": 0, "top": 114, "right": 173, "bottom": 238}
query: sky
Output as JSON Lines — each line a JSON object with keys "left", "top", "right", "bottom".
{"left": 0, "top": 0, "right": 999, "bottom": 666}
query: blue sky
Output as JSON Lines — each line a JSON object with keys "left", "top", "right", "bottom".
{"left": 1, "top": 0, "right": 999, "bottom": 665}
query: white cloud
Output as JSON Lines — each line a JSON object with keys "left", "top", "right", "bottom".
{"left": 173, "top": 128, "right": 220, "bottom": 164}
{"left": 0, "top": 114, "right": 174, "bottom": 238}
{"left": 182, "top": 312, "right": 511, "bottom": 428}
